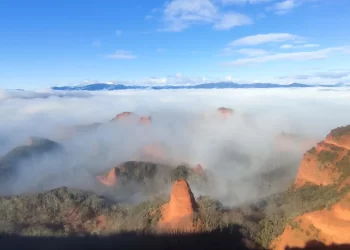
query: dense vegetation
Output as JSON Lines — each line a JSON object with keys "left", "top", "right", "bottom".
{"left": 336, "top": 156, "right": 350, "bottom": 182}
{"left": 330, "top": 125, "right": 350, "bottom": 139}
{"left": 317, "top": 150, "right": 338, "bottom": 163}
{"left": 0, "top": 170, "right": 349, "bottom": 249}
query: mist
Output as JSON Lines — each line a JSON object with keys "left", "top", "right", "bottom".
{"left": 0, "top": 87, "right": 350, "bottom": 207}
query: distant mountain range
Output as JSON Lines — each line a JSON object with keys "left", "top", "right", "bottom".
{"left": 51, "top": 82, "right": 348, "bottom": 91}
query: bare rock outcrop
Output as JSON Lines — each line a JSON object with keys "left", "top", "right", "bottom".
{"left": 158, "top": 179, "right": 201, "bottom": 232}
{"left": 96, "top": 168, "right": 117, "bottom": 186}
{"left": 271, "top": 125, "right": 350, "bottom": 250}
{"left": 294, "top": 126, "right": 350, "bottom": 188}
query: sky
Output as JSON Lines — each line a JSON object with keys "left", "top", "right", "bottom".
{"left": 1, "top": 0, "right": 350, "bottom": 89}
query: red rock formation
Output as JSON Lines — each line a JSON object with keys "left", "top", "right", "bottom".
{"left": 217, "top": 107, "right": 233, "bottom": 119}
{"left": 96, "top": 168, "right": 117, "bottom": 186}
{"left": 272, "top": 125, "right": 350, "bottom": 250}
{"left": 114, "top": 112, "right": 136, "bottom": 121}
{"left": 193, "top": 164, "right": 205, "bottom": 176}
{"left": 158, "top": 179, "right": 201, "bottom": 232}
{"left": 139, "top": 116, "right": 152, "bottom": 125}
{"left": 294, "top": 133, "right": 350, "bottom": 188}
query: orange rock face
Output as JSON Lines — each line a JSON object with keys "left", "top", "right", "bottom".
{"left": 272, "top": 126, "right": 350, "bottom": 250}
{"left": 96, "top": 168, "right": 117, "bottom": 186}
{"left": 158, "top": 179, "right": 201, "bottom": 232}
{"left": 217, "top": 107, "right": 233, "bottom": 119}
{"left": 139, "top": 116, "right": 152, "bottom": 125}
{"left": 294, "top": 136, "right": 350, "bottom": 188}
{"left": 272, "top": 193, "right": 350, "bottom": 250}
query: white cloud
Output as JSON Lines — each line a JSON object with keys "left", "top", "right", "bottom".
{"left": 220, "top": 47, "right": 236, "bottom": 56}
{"left": 220, "top": 47, "right": 268, "bottom": 57}
{"left": 229, "top": 33, "right": 302, "bottom": 46}
{"left": 125, "top": 74, "right": 221, "bottom": 86}
{"left": 106, "top": 50, "right": 136, "bottom": 60}
{"left": 0, "top": 89, "right": 92, "bottom": 101}
{"left": 237, "top": 48, "right": 269, "bottom": 56}
{"left": 163, "top": 0, "right": 217, "bottom": 31}
{"left": 273, "top": 0, "right": 297, "bottom": 14}
{"left": 2, "top": 86, "right": 350, "bottom": 201}
{"left": 219, "top": 0, "right": 273, "bottom": 4}
{"left": 116, "top": 30, "right": 122, "bottom": 36}
{"left": 224, "top": 46, "right": 349, "bottom": 66}
{"left": 280, "top": 43, "right": 320, "bottom": 49}
{"left": 280, "top": 70, "right": 350, "bottom": 80}
{"left": 268, "top": 0, "right": 320, "bottom": 15}
{"left": 213, "top": 12, "right": 253, "bottom": 30}
{"left": 160, "top": 0, "right": 252, "bottom": 31}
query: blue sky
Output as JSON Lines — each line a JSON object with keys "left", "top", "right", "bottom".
{"left": 1, "top": 0, "right": 350, "bottom": 89}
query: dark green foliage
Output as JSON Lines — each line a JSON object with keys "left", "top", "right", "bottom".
{"left": 171, "top": 165, "right": 189, "bottom": 181}
{"left": 0, "top": 152, "right": 348, "bottom": 249}
{"left": 289, "top": 221, "right": 300, "bottom": 230}
{"left": 0, "top": 187, "right": 109, "bottom": 223}
{"left": 126, "top": 197, "right": 166, "bottom": 230}
{"left": 330, "top": 125, "right": 350, "bottom": 139}
{"left": 254, "top": 184, "right": 348, "bottom": 248}
{"left": 118, "top": 161, "right": 158, "bottom": 184}
{"left": 317, "top": 150, "right": 338, "bottom": 164}
{"left": 197, "top": 196, "right": 224, "bottom": 231}
{"left": 336, "top": 156, "right": 350, "bottom": 181}
{"left": 0, "top": 186, "right": 168, "bottom": 236}
{"left": 327, "top": 144, "right": 344, "bottom": 153}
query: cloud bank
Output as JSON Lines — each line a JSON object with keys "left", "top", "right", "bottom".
{"left": 158, "top": 0, "right": 253, "bottom": 31}
{"left": 1, "top": 88, "right": 350, "bottom": 206}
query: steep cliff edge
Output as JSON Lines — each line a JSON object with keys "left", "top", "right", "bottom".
{"left": 272, "top": 125, "right": 350, "bottom": 250}
{"left": 294, "top": 125, "right": 350, "bottom": 188}
{"left": 158, "top": 179, "right": 202, "bottom": 233}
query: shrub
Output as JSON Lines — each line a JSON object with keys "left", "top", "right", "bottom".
{"left": 197, "top": 196, "right": 224, "bottom": 231}
{"left": 330, "top": 125, "right": 350, "bottom": 139}
{"left": 336, "top": 156, "right": 350, "bottom": 181}
{"left": 171, "top": 165, "right": 189, "bottom": 181}
{"left": 317, "top": 150, "right": 338, "bottom": 163}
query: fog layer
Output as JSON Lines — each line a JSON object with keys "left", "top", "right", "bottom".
{"left": 0, "top": 88, "right": 349, "bottom": 206}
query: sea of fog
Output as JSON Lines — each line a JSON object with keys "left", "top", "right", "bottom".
{"left": 0, "top": 87, "right": 349, "bottom": 206}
